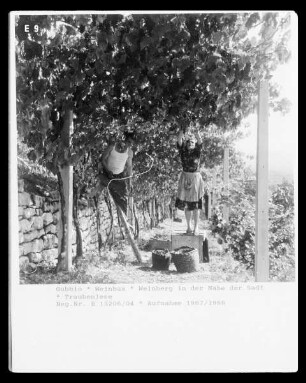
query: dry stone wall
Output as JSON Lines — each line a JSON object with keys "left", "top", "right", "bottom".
{"left": 18, "top": 179, "right": 60, "bottom": 270}
{"left": 18, "top": 176, "right": 171, "bottom": 271}
{"left": 18, "top": 178, "right": 121, "bottom": 270}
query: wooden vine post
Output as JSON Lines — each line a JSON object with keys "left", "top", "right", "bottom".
{"left": 127, "top": 178, "right": 134, "bottom": 227}
{"left": 117, "top": 206, "right": 142, "bottom": 263}
{"left": 148, "top": 199, "right": 154, "bottom": 228}
{"left": 255, "top": 81, "right": 269, "bottom": 282}
{"left": 223, "top": 147, "right": 229, "bottom": 223}
{"left": 161, "top": 197, "right": 165, "bottom": 219}
{"left": 127, "top": 196, "right": 134, "bottom": 226}
{"left": 58, "top": 109, "right": 74, "bottom": 272}
{"left": 151, "top": 199, "right": 156, "bottom": 227}
{"left": 207, "top": 191, "right": 212, "bottom": 219}
{"left": 211, "top": 168, "right": 217, "bottom": 216}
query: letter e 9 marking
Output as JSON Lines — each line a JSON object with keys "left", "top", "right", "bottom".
{"left": 24, "top": 24, "right": 39, "bottom": 33}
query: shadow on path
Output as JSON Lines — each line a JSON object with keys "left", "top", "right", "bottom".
{"left": 137, "top": 266, "right": 178, "bottom": 275}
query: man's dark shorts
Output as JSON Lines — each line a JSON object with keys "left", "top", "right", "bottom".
{"left": 98, "top": 168, "right": 128, "bottom": 215}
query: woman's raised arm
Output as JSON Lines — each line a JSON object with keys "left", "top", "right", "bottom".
{"left": 177, "top": 129, "right": 184, "bottom": 147}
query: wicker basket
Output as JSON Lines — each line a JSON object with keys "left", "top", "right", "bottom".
{"left": 171, "top": 246, "right": 199, "bottom": 273}
{"left": 152, "top": 249, "right": 171, "bottom": 271}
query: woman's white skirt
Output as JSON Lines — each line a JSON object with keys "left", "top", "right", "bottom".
{"left": 176, "top": 171, "right": 205, "bottom": 202}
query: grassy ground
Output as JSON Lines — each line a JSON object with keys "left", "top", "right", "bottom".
{"left": 20, "top": 211, "right": 255, "bottom": 284}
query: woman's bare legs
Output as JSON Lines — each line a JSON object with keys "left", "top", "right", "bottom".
{"left": 185, "top": 209, "right": 192, "bottom": 233}
{"left": 193, "top": 209, "right": 199, "bottom": 235}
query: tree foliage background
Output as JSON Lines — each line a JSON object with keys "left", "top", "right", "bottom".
{"left": 15, "top": 12, "right": 292, "bottom": 202}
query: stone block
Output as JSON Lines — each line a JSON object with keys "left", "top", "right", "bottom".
{"left": 21, "top": 239, "right": 44, "bottom": 256}
{"left": 32, "top": 238, "right": 44, "bottom": 253}
{"left": 19, "top": 256, "right": 29, "bottom": 270}
{"left": 19, "top": 219, "right": 32, "bottom": 233}
{"left": 45, "top": 223, "right": 57, "bottom": 234}
{"left": 42, "top": 248, "right": 58, "bottom": 262}
{"left": 19, "top": 231, "right": 24, "bottom": 243}
{"left": 52, "top": 207, "right": 60, "bottom": 215}
{"left": 28, "top": 252, "right": 43, "bottom": 263}
{"left": 42, "top": 212, "right": 53, "bottom": 226}
{"left": 28, "top": 262, "right": 37, "bottom": 270}
{"left": 23, "top": 230, "right": 39, "bottom": 243}
{"left": 38, "top": 228, "right": 45, "bottom": 238}
{"left": 23, "top": 207, "right": 36, "bottom": 219}
{"left": 31, "top": 216, "right": 44, "bottom": 230}
{"left": 18, "top": 207, "right": 24, "bottom": 217}
{"left": 43, "top": 201, "right": 53, "bottom": 212}
{"left": 18, "top": 192, "right": 33, "bottom": 207}
{"left": 18, "top": 179, "right": 24, "bottom": 192}
{"left": 53, "top": 211, "right": 60, "bottom": 225}
{"left": 43, "top": 234, "right": 58, "bottom": 249}
{"left": 171, "top": 234, "right": 204, "bottom": 263}
{"left": 35, "top": 208, "right": 43, "bottom": 216}
{"left": 23, "top": 228, "right": 45, "bottom": 243}
{"left": 19, "top": 245, "right": 24, "bottom": 256}
{"left": 32, "top": 195, "right": 44, "bottom": 208}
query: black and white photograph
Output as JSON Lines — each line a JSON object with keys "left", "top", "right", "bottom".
{"left": 9, "top": 10, "right": 298, "bottom": 372}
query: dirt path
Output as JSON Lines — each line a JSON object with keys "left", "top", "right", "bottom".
{"left": 94, "top": 215, "right": 254, "bottom": 283}
{"left": 93, "top": 215, "right": 252, "bottom": 283}
{"left": 21, "top": 212, "right": 255, "bottom": 284}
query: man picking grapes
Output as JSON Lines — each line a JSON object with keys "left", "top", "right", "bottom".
{"left": 89, "top": 129, "right": 135, "bottom": 216}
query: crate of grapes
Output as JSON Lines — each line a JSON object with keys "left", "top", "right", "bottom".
{"left": 152, "top": 249, "right": 171, "bottom": 271}
{"left": 171, "top": 246, "right": 199, "bottom": 273}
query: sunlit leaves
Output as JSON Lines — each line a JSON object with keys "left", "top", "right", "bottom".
{"left": 211, "top": 175, "right": 294, "bottom": 279}
{"left": 245, "top": 12, "right": 260, "bottom": 29}
{"left": 15, "top": 11, "right": 292, "bottom": 196}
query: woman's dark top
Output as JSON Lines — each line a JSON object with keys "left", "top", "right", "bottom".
{"left": 177, "top": 142, "right": 202, "bottom": 173}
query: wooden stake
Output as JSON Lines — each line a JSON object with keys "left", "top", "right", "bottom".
{"left": 211, "top": 168, "right": 216, "bottom": 215}
{"left": 223, "top": 147, "right": 229, "bottom": 223}
{"left": 161, "top": 198, "right": 165, "bottom": 219}
{"left": 127, "top": 175, "right": 134, "bottom": 227}
{"left": 127, "top": 196, "right": 134, "bottom": 226}
{"left": 152, "top": 198, "right": 156, "bottom": 227}
{"left": 255, "top": 81, "right": 269, "bottom": 282}
{"left": 212, "top": 168, "right": 216, "bottom": 209}
{"left": 207, "top": 191, "right": 212, "bottom": 219}
{"left": 117, "top": 205, "right": 143, "bottom": 263}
